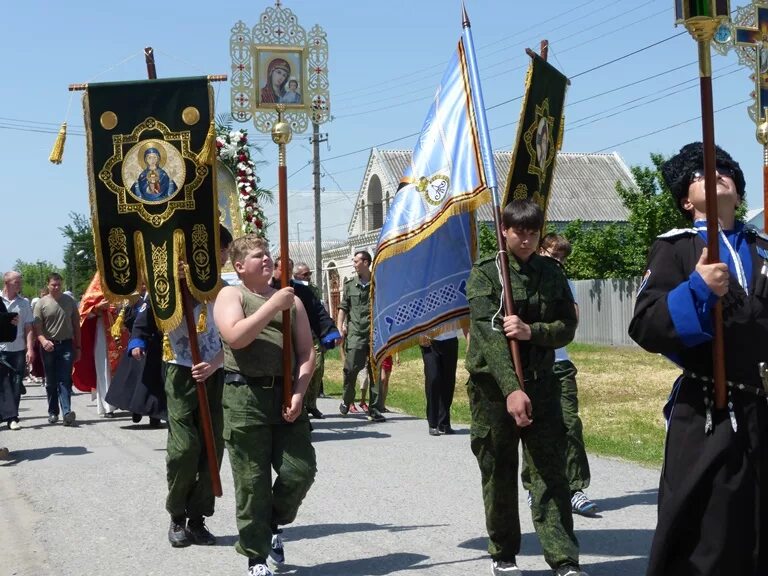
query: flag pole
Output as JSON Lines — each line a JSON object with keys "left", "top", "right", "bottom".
{"left": 272, "top": 105, "right": 294, "bottom": 411}
{"left": 461, "top": 4, "right": 526, "bottom": 390}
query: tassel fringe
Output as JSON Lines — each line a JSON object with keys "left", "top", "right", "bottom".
{"left": 49, "top": 122, "right": 67, "bottom": 164}
{"left": 196, "top": 304, "right": 207, "bottom": 334}
{"left": 162, "top": 333, "right": 175, "bottom": 362}
{"left": 110, "top": 307, "right": 125, "bottom": 340}
{"left": 195, "top": 121, "right": 217, "bottom": 166}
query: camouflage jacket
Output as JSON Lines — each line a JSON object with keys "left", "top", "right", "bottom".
{"left": 465, "top": 252, "right": 577, "bottom": 396}
{"left": 339, "top": 275, "right": 371, "bottom": 348}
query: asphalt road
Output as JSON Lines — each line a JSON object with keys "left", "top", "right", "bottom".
{"left": 0, "top": 381, "right": 660, "bottom": 576}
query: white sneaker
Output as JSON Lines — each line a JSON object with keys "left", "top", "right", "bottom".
{"left": 268, "top": 532, "right": 285, "bottom": 565}
{"left": 247, "top": 564, "right": 273, "bottom": 576}
{"left": 492, "top": 559, "right": 522, "bottom": 575}
{"left": 8, "top": 421, "right": 21, "bottom": 431}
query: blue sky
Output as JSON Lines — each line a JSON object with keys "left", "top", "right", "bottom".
{"left": 1, "top": 0, "right": 763, "bottom": 274}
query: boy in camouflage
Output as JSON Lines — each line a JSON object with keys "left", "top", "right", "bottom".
{"left": 214, "top": 235, "right": 316, "bottom": 576}
{"left": 465, "top": 200, "right": 587, "bottom": 576}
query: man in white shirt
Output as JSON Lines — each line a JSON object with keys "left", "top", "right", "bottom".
{"left": 0, "top": 271, "right": 35, "bottom": 429}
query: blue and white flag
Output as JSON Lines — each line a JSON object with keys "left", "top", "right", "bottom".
{"left": 370, "top": 14, "right": 497, "bottom": 367}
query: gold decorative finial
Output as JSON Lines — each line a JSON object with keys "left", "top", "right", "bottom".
{"left": 271, "top": 105, "right": 293, "bottom": 146}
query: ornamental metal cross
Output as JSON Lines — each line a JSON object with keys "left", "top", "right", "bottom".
{"left": 714, "top": 1, "right": 768, "bottom": 122}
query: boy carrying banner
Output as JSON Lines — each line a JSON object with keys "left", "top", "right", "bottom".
{"left": 214, "top": 234, "right": 316, "bottom": 576}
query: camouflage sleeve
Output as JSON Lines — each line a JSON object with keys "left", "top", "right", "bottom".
{"left": 338, "top": 281, "right": 350, "bottom": 314}
{"left": 466, "top": 264, "right": 521, "bottom": 396}
{"left": 528, "top": 268, "right": 577, "bottom": 349}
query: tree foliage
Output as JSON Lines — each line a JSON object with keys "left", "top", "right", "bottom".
{"left": 59, "top": 212, "right": 97, "bottom": 296}
{"left": 565, "top": 153, "right": 693, "bottom": 280}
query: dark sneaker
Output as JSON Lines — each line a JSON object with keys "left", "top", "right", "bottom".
{"left": 429, "top": 427, "right": 441, "bottom": 436}
{"left": 439, "top": 425, "right": 456, "bottom": 435}
{"left": 339, "top": 402, "right": 349, "bottom": 415}
{"left": 571, "top": 491, "right": 598, "bottom": 516}
{"left": 132, "top": 413, "right": 142, "bottom": 423}
{"left": 553, "top": 565, "right": 589, "bottom": 576}
{"left": 248, "top": 563, "right": 274, "bottom": 576}
{"left": 187, "top": 517, "right": 216, "bottom": 545}
{"left": 48, "top": 414, "right": 59, "bottom": 424}
{"left": 149, "top": 417, "right": 162, "bottom": 428}
{"left": 20, "top": 383, "right": 27, "bottom": 395}
{"left": 104, "top": 412, "right": 115, "bottom": 419}
{"left": 268, "top": 531, "right": 285, "bottom": 565}
{"left": 492, "top": 559, "right": 522, "bottom": 575}
{"left": 367, "top": 409, "right": 386, "bottom": 422}
{"left": 62, "top": 411, "right": 76, "bottom": 426}
{"left": 168, "top": 518, "right": 190, "bottom": 547}
{"left": 308, "top": 407, "right": 325, "bottom": 419}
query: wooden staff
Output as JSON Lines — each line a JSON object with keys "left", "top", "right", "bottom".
{"left": 272, "top": 106, "right": 294, "bottom": 410}
{"left": 691, "top": 35, "right": 726, "bottom": 410}
{"left": 146, "top": 46, "right": 222, "bottom": 497}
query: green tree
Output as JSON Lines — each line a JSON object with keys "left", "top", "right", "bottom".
{"left": 59, "top": 212, "right": 97, "bottom": 296}
{"left": 478, "top": 221, "right": 497, "bottom": 260}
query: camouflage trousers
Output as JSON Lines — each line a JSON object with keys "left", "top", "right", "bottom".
{"left": 304, "top": 341, "right": 324, "bottom": 411}
{"left": 223, "top": 377, "right": 317, "bottom": 560}
{"left": 164, "top": 364, "right": 224, "bottom": 520}
{"left": 522, "top": 360, "right": 591, "bottom": 493}
{"left": 342, "top": 342, "right": 378, "bottom": 409}
{"left": 468, "top": 373, "right": 579, "bottom": 569}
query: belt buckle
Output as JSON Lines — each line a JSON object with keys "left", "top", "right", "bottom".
{"left": 262, "top": 376, "right": 275, "bottom": 389}
{"left": 760, "top": 363, "right": 768, "bottom": 393}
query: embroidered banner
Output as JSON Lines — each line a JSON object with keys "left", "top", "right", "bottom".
{"left": 502, "top": 54, "right": 568, "bottom": 219}
{"left": 84, "top": 77, "right": 221, "bottom": 331}
{"left": 370, "top": 18, "right": 495, "bottom": 367}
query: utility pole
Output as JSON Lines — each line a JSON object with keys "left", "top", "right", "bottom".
{"left": 311, "top": 120, "right": 328, "bottom": 298}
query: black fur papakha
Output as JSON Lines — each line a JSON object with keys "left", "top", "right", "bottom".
{"left": 660, "top": 142, "right": 746, "bottom": 218}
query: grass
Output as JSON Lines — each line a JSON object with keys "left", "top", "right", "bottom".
{"left": 323, "top": 341, "right": 677, "bottom": 467}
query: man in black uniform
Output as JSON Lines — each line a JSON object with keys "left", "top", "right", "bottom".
{"left": 629, "top": 142, "right": 768, "bottom": 576}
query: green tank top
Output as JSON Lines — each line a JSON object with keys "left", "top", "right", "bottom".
{"left": 222, "top": 285, "right": 296, "bottom": 377}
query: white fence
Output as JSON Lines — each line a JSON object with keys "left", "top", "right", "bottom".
{"left": 572, "top": 278, "right": 641, "bottom": 347}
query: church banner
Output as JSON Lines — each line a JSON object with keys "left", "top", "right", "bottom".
{"left": 83, "top": 77, "right": 221, "bottom": 331}
{"left": 502, "top": 54, "right": 568, "bottom": 219}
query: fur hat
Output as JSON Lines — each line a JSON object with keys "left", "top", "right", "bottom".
{"left": 660, "top": 142, "right": 746, "bottom": 218}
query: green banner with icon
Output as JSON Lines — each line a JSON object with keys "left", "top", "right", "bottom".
{"left": 83, "top": 76, "right": 220, "bottom": 331}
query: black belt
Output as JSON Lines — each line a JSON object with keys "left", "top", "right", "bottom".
{"left": 50, "top": 338, "right": 72, "bottom": 344}
{"left": 224, "top": 371, "right": 283, "bottom": 389}
{"left": 682, "top": 370, "right": 768, "bottom": 399}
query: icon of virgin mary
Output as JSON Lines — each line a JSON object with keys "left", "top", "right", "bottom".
{"left": 131, "top": 143, "right": 177, "bottom": 202}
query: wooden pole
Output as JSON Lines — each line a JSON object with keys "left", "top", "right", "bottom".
{"left": 697, "top": 41, "right": 727, "bottom": 410}
{"left": 146, "top": 46, "right": 222, "bottom": 497}
{"left": 272, "top": 106, "right": 294, "bottom": 411}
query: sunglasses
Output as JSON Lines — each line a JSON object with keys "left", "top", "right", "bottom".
{"left": 689, "top": 165, "right": 735, "bottom": 184}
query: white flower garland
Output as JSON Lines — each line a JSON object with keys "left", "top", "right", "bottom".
{"left": 216, "top": 129, "right": 267, "bottom": 236}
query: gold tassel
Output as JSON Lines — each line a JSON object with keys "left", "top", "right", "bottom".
{"left": 557, "top": 114, "right": 565, "bottom": 150}
{"left": 195, "top": 121, "right": 217, "bottom": 166}
{"left": 162, "top": 333, "right": 175, "bottom": 362}
{"left": 110, "top": 307, "right": 125, "bottom": 341}
{"left": 49, "top": 122, "right": 67, "bottom": 164}
{"left": 196, "top": 304, "right": 207, "bottom": 333}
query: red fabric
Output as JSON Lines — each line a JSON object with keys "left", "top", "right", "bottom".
{"left": 381, "top": 355, "right": 393, "bottom": 372}
{"left": 72, "top": 273, "right": 127, "bottom": 392}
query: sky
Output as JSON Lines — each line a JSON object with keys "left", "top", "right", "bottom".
{"left": 1, "top": 0, "right": 765, "bottom": 274}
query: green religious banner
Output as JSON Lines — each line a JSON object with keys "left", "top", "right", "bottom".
{"left": 83, "top": 76, "right": 220, "bottom": 331}
{"left": 502, "top": 54, "right": 568, "bottom": 219}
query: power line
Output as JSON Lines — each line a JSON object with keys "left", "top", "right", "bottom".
{"left": 593, "top": 99, "right": 752, "bottom": 153}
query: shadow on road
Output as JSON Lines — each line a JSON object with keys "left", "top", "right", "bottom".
{"left": 289, "top": 522, "right": 447, "bottom": 542}
{"left": 595, "top": 488, "right": 657, "bottom": 511}
{"left": 1, "top": 445, "right": 90, "bottom": 465}
{"left": 288, "top": 552, "right": 430, "bottom": 575}
{"left": 459, "top": 527, "right": 653, "bottom": 558}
